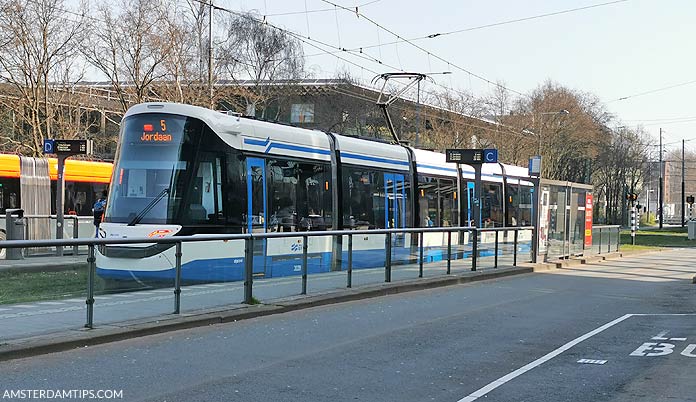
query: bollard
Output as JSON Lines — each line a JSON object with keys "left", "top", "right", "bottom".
{"left": 85, "top": 244, "right": 96, "bottom": 329}
{"left": 419, "top": 231, "right": 424, "bottom": 278}
{"left": 244, "top": 237, "right": 254, "bottom": 304}
{"left": 301, "top": 235, "right": 308, "bottom": 295}
{"left": 347, "top": 234, "right": 353, "bottom": 288}
{"left": 385, "top": 233, "right": 392, "bottom": 283}
{"left": 598, "top": 228, "right": 603, "bottom": 254}
{"left": 471, "top": 229, "right": 478, "bottom": 271}
{"left": 447, "top": 231, "right": 451, "bottom": 274}
{"left": 174, "top": 242, "right": 182, "bottom": 314}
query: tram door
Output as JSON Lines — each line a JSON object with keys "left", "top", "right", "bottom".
{"left": 384, "top": 173, "right": 406, "bottom": 229}
{"left": 246, "top": 158, "right": 267, "bottom": 274}
{"left": 465, "top": 181, "right": 475, "bottom": 226}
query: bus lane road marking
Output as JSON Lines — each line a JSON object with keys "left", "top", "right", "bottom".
{"left": 456, "top": 313, "right": 696, "bottom": 402}
{"left": 630, "top": 329, "right": 695, "bottom": 358}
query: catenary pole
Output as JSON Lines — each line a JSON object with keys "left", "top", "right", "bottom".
{"left": 659, "top": 128, "right": 663, "bottom": 229}
{"left": 682, "top": 139, "right": 686, "bottom": 227}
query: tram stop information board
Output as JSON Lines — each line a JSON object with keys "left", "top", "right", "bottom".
{"left": 43, "top": 139, "right": 93, "bottom": 256}
{"left": 445, "top": 149, "right": 498, "bottom": 228}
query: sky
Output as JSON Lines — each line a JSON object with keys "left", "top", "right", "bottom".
{"left": 214, "top": 0, "right": 696, "bottom": 154}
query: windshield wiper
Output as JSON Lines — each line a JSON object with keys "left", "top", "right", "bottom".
{"left": 127, "top": 188, "right": 170, "bottom": 226}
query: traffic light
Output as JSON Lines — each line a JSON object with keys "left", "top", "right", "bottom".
{"left": 626, "top": 193, "right": 638, "bottom": 201}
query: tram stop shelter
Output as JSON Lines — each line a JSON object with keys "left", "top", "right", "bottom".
{"left": 535, "top": 179, "right": 594, "bottom": 262}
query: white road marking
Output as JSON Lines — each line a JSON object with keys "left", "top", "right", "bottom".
{"left": 13, "top": 305, "right": 36, "bottom": 309}
{"left": 37, "top": 302, "right": 66, "bottom": 306}
{"left": 0, "top": 308, "right": 10, "bottom": 312}
{"left": 456, "top": 314, "right": 633, "bottom": 402}
{"left": 577, "top": 359, "right": 607, "bottom": 365}
{"left": 682, "top": 344, "right": 696, "bottom": 357}
{"left": 64, "top": 299, "right": 84, "bottom": 302}
{"left": 670, "top": 338, "right": 687, "bottom": 341}
{"left": 652, "top": 330, "right": 669, "bottom": 340}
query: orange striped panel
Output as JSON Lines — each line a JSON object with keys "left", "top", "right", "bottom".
{"left": 0, "top": 154, "right": 20, "bottom": 178}
{"left": 48, "top": 159, "right": 113, "bottom": 183}
{"left": 0, "top": 154, "right": 113, "bottom": 184}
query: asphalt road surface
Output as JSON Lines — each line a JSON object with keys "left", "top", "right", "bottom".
{"left": 1, "top": 249, "right": 695, "bottom": 402}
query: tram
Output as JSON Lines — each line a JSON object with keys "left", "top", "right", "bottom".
{"left": 96, "top": 102, "right": 534, "bottom": 282}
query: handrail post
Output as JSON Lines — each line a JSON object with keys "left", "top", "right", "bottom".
{"left": 446, "top": 230, "right": 451, "bottom": 274}
{"left": 385, "top": 232, "right": 392, "bottom": 282}
{"left": 513, "top": 229, "right": 519, "bottom": 266}
{"left": 301, "top": 235, "right": 308, "bottom": 295}
{"left": 347, "top": 234, "right": 353, "bottom": 288}
{"left": 494, "top": 230, "right": 499, "bottom": 268}
{"left": 244, "top": 237, "right": 254, "bottom": 304}
{"left": 85, "top": 244, "right": 96, "bottom": 329}
{"left": 599, "top": 228, "right": 603, "bottom": 254}
{"left": 72, "top": 216, "right": 79, "bottom": 256}
{"left": 174, "top": 241, "right": 182, "bottom": 314}
{"left": 418, "top": 231, "right": 424, "bottom": 278}
{"left": 608, "top": 228, "right": 612, "bottom": 253}
{"left": 471, "top": 229, "right": 478, "bottom": 271}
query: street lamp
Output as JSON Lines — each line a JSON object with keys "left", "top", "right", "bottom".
{"left": 537, "top": 109, "right": 570, "bottom": 156}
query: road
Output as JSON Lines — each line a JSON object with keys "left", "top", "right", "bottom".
{"left": 1, "top": 249, "right": 695, "bottom": 402}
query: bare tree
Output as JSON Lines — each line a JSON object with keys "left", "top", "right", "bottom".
{"left": 82, "top": 0, "right": 170, "bottom": 111}
{"left": 216, "top": 11, "right": 305, "bottom": 117}
{"left": 0, "top": 0, "right": 86, "bottom": 155}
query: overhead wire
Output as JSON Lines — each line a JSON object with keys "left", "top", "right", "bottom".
{"left": 609, "top": 79, "right": 696, "bottom": 102}
{"left": 319, "top": 0, "right": 528, "bottom": 97}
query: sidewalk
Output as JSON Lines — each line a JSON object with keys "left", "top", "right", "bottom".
{"left": 0, "top": 254, "right": 87, "bottom": 273}
{"left": 0, "top": 251, "right": 631, "bottom": 362}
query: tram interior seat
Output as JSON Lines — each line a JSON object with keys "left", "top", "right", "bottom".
{"left": 189, "top": 204, "right": 207, "bottom": 222}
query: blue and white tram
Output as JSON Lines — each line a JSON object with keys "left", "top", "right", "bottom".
{"left": 96, "top": 102, "right": 534, "bottom": 283}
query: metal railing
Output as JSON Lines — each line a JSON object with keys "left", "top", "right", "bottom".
{"left": 0, "top": 225, "right": 534, "bottom": 329}
{"left": 2, "top": 214, "right": 87, "bottom": 257}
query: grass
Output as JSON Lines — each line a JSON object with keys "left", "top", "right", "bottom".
{"left": 619, "top": 226, "right": 694, "bottom": 249}
{"left": 0, "top": 269, "right": 96, "bottom": 305}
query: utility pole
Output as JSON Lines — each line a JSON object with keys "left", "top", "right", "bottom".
{"left": 415, "top": 80, "right": 421, "bottom": 148}
{"left": 682, "top": 139, "right": 686, "bottom": 228}
{"left": 208, "top": 0, "right": 214, "bottom": 109}
{"left": 659, "top": 128, "right": 664, "bottom": 229}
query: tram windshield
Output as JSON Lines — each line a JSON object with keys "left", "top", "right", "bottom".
{"left": 105, "top": 113, "right": 200, "bottom": 224}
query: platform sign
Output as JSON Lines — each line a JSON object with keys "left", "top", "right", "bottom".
{"left": 529, "top": 156, "right": 542, "bottom": 177}
{"left": 43, "top": 139, "right": 92, "bottom": 155}
{"left": 585, "top": 193, "right": 593, "bottom": 248}
{"left": 446, "top": 149, "right": 498, "bottom": 164}
{"left": 42, "top": 139, "right": 55, "bottom": 154}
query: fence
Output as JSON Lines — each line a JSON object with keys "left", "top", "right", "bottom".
{"left": 587, "top": 225, "right": 621, "bottom": 255}
{"left": 0, "top": 226, "right": 534, "bottom": 330}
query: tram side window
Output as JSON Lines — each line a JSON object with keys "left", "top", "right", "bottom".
{"left": 439, "top": 178, "right": 457, "bottom": 227}
{"left": 506, "top": 183, "right": 520, "bottom": 226}
{"left": 187, "top": 158, "right": 225, "bottom": 224}
{"left": 482, "top": 183, "right": 503, "bottom": 227}
{"left": 342, "top": 167, "right": 385, "bottom": 229}
{"left": 0, "top": 177, "right": 19, "bottom": 213}
{"left": 267, "top": 159, "right": 331, "bottom": 232}
{"left": 518, "top": 186, "right": 533, "bottom": 226}
{"left": 418, "top": 176, "right": 438, "bottom": 227}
